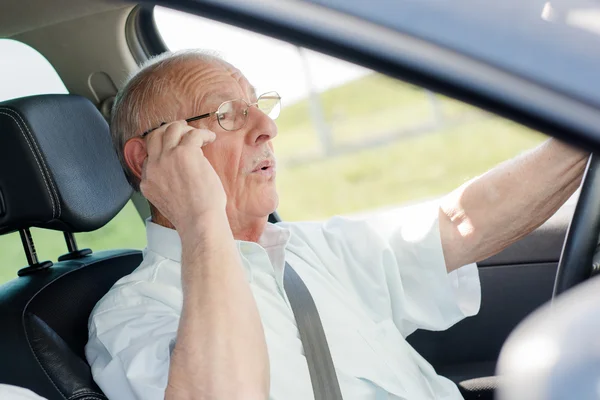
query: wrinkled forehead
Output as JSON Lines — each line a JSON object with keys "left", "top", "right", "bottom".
{"left": 176, "top": 59, "right": 257, "bottom": 111}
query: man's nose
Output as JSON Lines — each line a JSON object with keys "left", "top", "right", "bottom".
{"left": 245, "top": 105, "right": 278, "bottom": 145}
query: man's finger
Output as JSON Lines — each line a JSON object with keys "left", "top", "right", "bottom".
{"left": 163, "top": 121, "right": 195, "bottom": 150}
{"left": 179, "top": 129, "right": 217, "bottom": 148}
{"left": 145, "top": 123, "right": 168, "bottom": 161}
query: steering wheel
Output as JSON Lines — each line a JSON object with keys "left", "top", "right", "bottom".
{"left": 553, "top": 153, "right": 600, "bottom": 298}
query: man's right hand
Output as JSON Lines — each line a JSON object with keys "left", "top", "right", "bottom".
{"left": 140, "top": 120, "right": 270, "bottom": 400}
{"left": 140, "top": 120, "right": 226, "bottom": 234}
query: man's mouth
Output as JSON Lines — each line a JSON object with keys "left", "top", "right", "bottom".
{"left": 252, "top": 159, "right": 273, "bottom": 172}
{"left": 252, "top": 159, "right": 276, "bottom": 177}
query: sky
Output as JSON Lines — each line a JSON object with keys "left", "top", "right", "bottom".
{"left": 154, "top": 6, "right": 371, "bottom": 105}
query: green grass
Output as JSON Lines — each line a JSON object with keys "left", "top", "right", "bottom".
{"left": 0, "top": 202, "right": 146, "bottom": 284}
{"left": 273, "top": 74, "right": 476, "bottom": 159}
{"left": 0, "top": 73, "right": 546, "bottom": 284}
{"left": 276, "top": 118, "right": 544, "bottom": 221}
{"left": 272, "top": 73, "right": 545, "bottom": 219}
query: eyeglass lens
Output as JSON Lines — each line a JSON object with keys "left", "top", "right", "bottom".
{"left": 216, "top": 91, "right": 281, "bottom": 131}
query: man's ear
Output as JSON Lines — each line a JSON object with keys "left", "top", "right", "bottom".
{"left": 123, "top": 137, "right": 147, "bottom": 182}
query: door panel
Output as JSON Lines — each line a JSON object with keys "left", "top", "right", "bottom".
{"left": 477, "top": 205, "right": 573, "bottom": 266}
{"left": 408, "top": 263, "right": 557, "bottom": 380}
{"left": 407, "top": 203, "right": 573, "bottom": 384}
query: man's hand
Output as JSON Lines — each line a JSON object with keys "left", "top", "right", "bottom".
{"left": 140, "top": 121, "right": 224, "bottom": 234}
{"left": 139, "top": 121, "right": 269, "bottom": 400}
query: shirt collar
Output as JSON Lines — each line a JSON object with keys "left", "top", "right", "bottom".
{"left": 145, "top": 218, "right": 290, "bottom": 263}
{"left": 146, "top": 219, "right": 183, "bottom": 262}
{"left": 258, "top": 221, "right": 291, "bottom": 249}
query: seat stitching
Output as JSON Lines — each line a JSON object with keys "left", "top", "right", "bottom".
{"left": 22, "top": 314, "right": 68, "bottom": 400}
{"left": 69, "top": 394, "right": 108, "bottom": 399}
{"left": 69, "top": 396, "right": 107, "bottom": 400}
{"left": 0, "top": 107, "right": 62, "bottom": 217}
{"left": 0, "top": 110, "right": 56, "bottom": 217}
{"left": 68, "top": 390, "right": 107, "bottom": 396}
{"left": 70, "top": 397, "right": 106, "bottom": 400}
{"left": 4, "top": 108, "right": 62, "bottom": 217}
{"left": 69, "top": 390, "right": 103, "bottom": 394}
{"left": 1, "top": 107, "right": 62, "bottom": 218}
{"left": 67, "top": 389, "right": 108, "bottom": 400}
{"left": 20, "top": 251, "right": 141, "bottom": 400}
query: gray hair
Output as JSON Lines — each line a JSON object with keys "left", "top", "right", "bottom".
{"left": 111, "top": 49, "right": 224, "bottom": 191}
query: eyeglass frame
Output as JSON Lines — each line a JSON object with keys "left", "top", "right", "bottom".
{"left": 140, "top": 91, "right": 281, "bottom": 138}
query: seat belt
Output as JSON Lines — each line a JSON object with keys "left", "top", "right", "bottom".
{"left": 283, "top": 262, "right": 344, "bottom": 400}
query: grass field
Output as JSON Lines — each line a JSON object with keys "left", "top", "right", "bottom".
{"left": 0, "top": 73, "right": 546, "bottom": 284}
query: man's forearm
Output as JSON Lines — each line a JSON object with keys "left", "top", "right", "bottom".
{"left": 440, "top": 138, "right": 589, "bottom": 272}
{"left": 166, "top": 214, "right": 269, "bottom": 400}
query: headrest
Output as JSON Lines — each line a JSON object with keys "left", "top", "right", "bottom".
{"left": 0, "top": 94, "right": 132, "bottom": 235}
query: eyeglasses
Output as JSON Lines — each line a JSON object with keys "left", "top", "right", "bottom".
{"left": 141, "top": 91, "right": 281, "bottom": 137}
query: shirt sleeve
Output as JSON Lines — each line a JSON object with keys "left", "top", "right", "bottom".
{"left": 85, "top": 273, "right": 181, "bottom": 400}
{"left": 381, "top": 202, "right": 480, "bottom": 337}
{"left": 317, "top": 201, "right": 481, "bottom": 338}
{"left": 0, "top": 385, "right": 47, "bottom": 400}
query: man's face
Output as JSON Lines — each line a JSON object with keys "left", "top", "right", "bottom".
{"left": 184, "top": 61, "right": 279, "bottom": 221}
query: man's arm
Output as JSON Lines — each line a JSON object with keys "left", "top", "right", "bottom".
{"left": 440, "top": 138, "right": 589, "bottom": 272}
{"left": 166, "top": 214, "right": 268, "bottom": 399}
{"left": 140, "top": 122, "right": 269, "bottom": 399}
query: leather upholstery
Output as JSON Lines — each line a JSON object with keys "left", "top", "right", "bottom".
{"left": 0, "top": 251, "right": 142, "bottom": 400}
{"left": 26, "top": 313, "right": 108, "bottom": 400}
{"left": 0, "top": 94, "right": 142, "bottom": 399}
{"left": 0, "top": 94, "right": 132, "bottom": 235}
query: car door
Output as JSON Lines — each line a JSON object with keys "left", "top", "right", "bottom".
{"left": 147, "top": 0, "right": 600, "bottom": 391}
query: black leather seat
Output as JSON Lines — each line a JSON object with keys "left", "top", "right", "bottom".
{"left": 0, "top": 95, "right": 143, "bottom": 400}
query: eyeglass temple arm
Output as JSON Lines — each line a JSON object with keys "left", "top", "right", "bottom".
{"left": 141, "top": 122, "right": 167, "bottom": 138}
{"left": 186, "top": 112, "right": 214, "bottom": 123}
{"left": 249, "top": 94, "right": 280, "bottom": 107}
{"left": 141, "top": 112, "right": 215, "bottom": 137}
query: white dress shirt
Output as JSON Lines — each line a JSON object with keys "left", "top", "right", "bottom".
{"left": 86, "top": 204, "right": 480, "bottom": 400}
{"left": 0, "top": 385, "right": 47, "bottom": 399}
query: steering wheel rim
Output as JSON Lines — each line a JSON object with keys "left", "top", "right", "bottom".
{"left": 553, "top": 153, "right": 600, "bottom": 298}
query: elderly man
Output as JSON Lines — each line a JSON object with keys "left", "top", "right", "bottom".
{"left": 85, "top": 50, "right": 587, "bottom": 400}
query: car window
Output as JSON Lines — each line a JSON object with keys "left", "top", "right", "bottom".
{"left": 154, "top": 7, "right": 547, "bottom": 222}
{"left": 0, "top": 39, "right": 145, "bottom": 285}
{"left": 154, "top": 7, "right": 546, "bottom": 222}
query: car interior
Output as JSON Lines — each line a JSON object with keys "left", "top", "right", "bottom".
{"left": 0, "top": 1, "right": 599, "bottom": 400}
